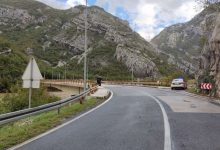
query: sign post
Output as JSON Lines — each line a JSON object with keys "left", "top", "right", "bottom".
{"left": 22, "top": 57, "right": 43, "bottom": 108}
{"left": 29, "top": 57, "right": 33, "bottom": 109}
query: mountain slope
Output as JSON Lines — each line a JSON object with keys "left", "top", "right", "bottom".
{"left": 197, "top": 5, "right": 220, "bottom": 96}
{"left": 0, "top": 0, "right": 169, "bottom": 82}
{"left": 151, "top": 7, "right": 219, "bottom": 74}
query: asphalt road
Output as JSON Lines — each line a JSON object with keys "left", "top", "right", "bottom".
{"left": 15, "top": 85, "right": 220, "bottom": 150}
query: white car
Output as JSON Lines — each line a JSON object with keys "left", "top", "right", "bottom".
{"left": 171, "top": 78, "right": 187, "bottom": 90}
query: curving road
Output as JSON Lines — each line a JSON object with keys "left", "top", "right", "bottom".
{"left": 14, "top": 85, "right": 220, "bottom": 150}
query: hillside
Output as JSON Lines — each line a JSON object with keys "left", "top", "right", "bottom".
{"left": 151, "top": 6, "right": 219, "bottom": 74}
{"left": 0, "top": 0, "right": 181, "bottom": 86}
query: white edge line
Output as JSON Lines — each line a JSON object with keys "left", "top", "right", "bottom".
{"left": 8, "top": 91, "right": 114, "bottom": 150}
{"left": 148, "top": 94, "right": 172, "bottom": 150}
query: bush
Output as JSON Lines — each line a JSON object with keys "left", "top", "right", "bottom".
{"left": 197, "top": 71, "right": 216, "bottom": 96}
{"left": 0, "top": 85, "right": 59, "bottom": 114}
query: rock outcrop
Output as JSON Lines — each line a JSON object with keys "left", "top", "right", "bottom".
{"left": 44, "top": 5, "right": 160, "bottom": 78}
{"left": 151, "top": 7, "right": 219, "bottom": 74}
{"left": 198, "top": 13, "right": 220, "bottom": 96}
{"left": 0, "top": 5, "right": 33, "bottom": 28}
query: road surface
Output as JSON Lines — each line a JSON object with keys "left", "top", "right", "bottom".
{"left": 15, "top": 85, "right": 220, "bottom": 150}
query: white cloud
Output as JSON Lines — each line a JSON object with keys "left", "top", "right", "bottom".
{"left": 175, "top": 1, "right": 200, "bottom": 21}
{"left": 66, "top": 0, "right": 85, "bottom": 7}
{"left": 134, "top": 3, "right": 157, "bottom": 26}
{"left": 36, "top": 0, "right": 68, "bottom": 9}
{"left": 95, "top": 0, "right": 203, "bottom": 40}
{"left": 36, "top": 0, "right": 86, "bottom": 9}
{"left": 137, "top": 27, "right": 155, "bottom": 41}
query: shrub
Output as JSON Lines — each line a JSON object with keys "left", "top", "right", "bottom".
{"left": 0, "top": 85, "right": 59, "bottom": 114}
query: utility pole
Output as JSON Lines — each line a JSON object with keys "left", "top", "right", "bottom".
{"left": 83, "top": 0, "right": 88, "bottom": 92}
{"left": 87, "top": 58, "right": 89, "bottom": 81}
{"left": 52, "top": 68, "right": 54, "bottom": 80}
{"left": 65, "top": 64, "right": 67, "bottom": 82}
{"left": 132, "top": 63, "right": 134, "bottom": 82}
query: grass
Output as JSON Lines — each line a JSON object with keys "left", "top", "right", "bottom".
{"left": 0, "top": 94, "right": 4, "bottom": 102}
{"left": 0, "top": 96, "right": 106, "bottom": 150}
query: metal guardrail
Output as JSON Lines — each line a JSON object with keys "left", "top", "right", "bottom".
{"left": 0, "top": 86, "right": 98, "bottom": 126}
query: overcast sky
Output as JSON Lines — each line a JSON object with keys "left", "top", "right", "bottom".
{"left": 36, "top": 0, "right": 203, "bottom": 40}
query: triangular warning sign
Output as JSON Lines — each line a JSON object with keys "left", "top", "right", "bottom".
{"left": 22, "top": 57, "right": 43, "bottom": 80}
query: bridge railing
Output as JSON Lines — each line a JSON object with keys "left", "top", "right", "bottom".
{"left": 0, "top": 86, "right": 98, "bottom": 126}
{"left": 102, "top": 80, "right": 169, "bottom": 87}
{"left": 42, "top": 79, "right": 97, "bottom": 88}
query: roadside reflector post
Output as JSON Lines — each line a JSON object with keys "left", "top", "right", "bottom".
{"left": 80, "top": 97, "right": 83, "bottom": 104}
{"left": 57, "top": 106, "right": 60, "bottom": 115}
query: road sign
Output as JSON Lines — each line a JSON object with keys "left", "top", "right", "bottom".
{"left": 22, "top": 57, "right": 43, "bottom": 109}
{"left": 201, "top": 83, "right": 212, "bottom": 90}
{"left": 22, "top": 57, "right": 43, "bottom": 88}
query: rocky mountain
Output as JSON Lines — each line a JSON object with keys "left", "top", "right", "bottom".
{"left": 152, "top": 3, "right": 220, "bottom": 96}
{"left": 198, "top": 6, "right": 220, "bottom": 96}
{"left": 0, "top": 0, "right": 176, "bottom": 82}
{"left": 151, "top": 6, "right": 219, "bottom": 74}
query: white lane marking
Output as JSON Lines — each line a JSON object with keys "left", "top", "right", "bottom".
{"left": 148, "top": 94, "right": 172, "bottom": 150}
{"left": 9, "top": 91, "right": 114, "bottom": 150}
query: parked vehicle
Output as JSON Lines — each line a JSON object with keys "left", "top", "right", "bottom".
{"left": 171, "top": 78, "right": 187, "bottom": 90}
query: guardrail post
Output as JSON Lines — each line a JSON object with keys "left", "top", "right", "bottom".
{"left": 57, "top": 106, "right": 60, "bottom": 114}
{"left": 80, "top": 97, "right": 83, "bottom": 104}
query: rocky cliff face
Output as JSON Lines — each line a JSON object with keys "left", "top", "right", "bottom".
{"left": 0, "top": 0, "right": 160, "bottom": 79}
{"left": 151, "top": 7, "right": 219, "bottom": 74}
{"left": 0, "top": 5, "right": 33, "bottom": 26}
{"left": 198, "top": 12, "right": 220, "bottom": 96}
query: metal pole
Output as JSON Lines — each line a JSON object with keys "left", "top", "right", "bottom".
{"left": 65, "top": 64, "right": 67, "bottom": 82}
{"left": 84, "top": 0, "right": 88, "bottom": 92}
{"left": 87, "top": 59, "right": 88, "bottom": 81}
{"left": 132, "top": 63, "right": 134, "bottom": 82}
{"left": 29, "top": 57, "right": 34, "bottom": 109}
{"left": 52, "top": 68, "right": 53, "bottom": 80}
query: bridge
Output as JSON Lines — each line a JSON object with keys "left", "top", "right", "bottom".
{"left": 42, "top": 80, "right": 97, "bottom": 97}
